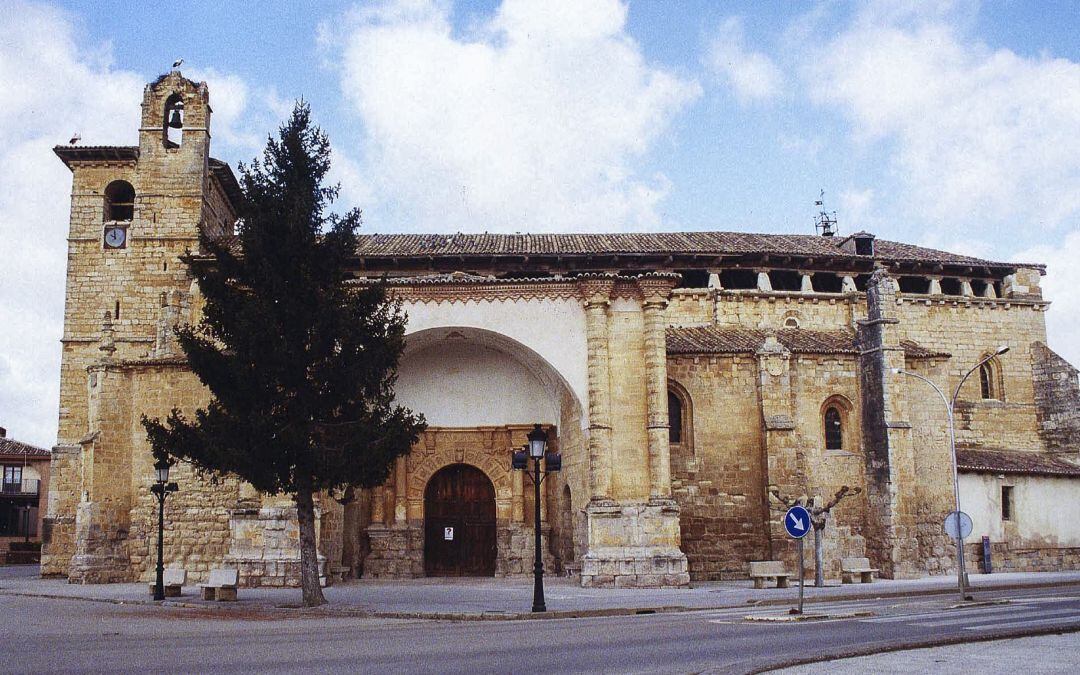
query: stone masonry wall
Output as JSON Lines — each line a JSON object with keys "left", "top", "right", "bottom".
{"left": 1031, "top": 341, "right": 1080, "bottom": 455}
{"left": 667, "top": 355, "right": 769, "bottom": 580}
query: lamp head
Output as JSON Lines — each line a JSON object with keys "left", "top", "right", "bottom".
{"left": 891, "top": 367, "right": 904, "bottom": 375}
{"left": 527, "top": 423, "right": 548, "bottom": 459}
{"left": 153, "top": 457, "right": 170, "bottom": 484}
{"left": 995, "top": 345, "right": 1010, "bottom": 355}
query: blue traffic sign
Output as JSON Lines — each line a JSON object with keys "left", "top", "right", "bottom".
{"left": 784, "top": 505, "right": 811, "bottom": 539}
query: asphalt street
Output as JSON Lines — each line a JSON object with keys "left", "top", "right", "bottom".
{"left": 1, "top": 586, "right": 1077, "bottom": 673}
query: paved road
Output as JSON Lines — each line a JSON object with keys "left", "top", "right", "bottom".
{"left": 1, "top": 586, "right": 1078, "bottom": 673}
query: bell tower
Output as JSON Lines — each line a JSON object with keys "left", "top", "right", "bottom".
{"left": 43, "top": 71, "right": 238, "bottom": 581}
{"left": 136, "top": 71, "right": 213, "bottom": 238}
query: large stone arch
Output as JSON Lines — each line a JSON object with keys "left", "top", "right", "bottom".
{"left": 397, "top": 325, "right": 584, "bottom": 426}
{"left": 400, "top": 298, "right": 589, "bottom": 413}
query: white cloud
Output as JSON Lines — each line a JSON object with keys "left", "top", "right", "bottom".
{"left": 1016, "top": 232, "right": 1080, "bottom": 368}
{"left": 0, "top": 2, "right": 143, "bottom": 448}
{"left": 323, "top": 0, "right": 700, "bottom": 232}
{"left": 0, "top": 3, "right": 268, "bottom": 448}
{"left": 705, "top": 16, "right": 784, "bottom": 103}
{"left": 186, "top": 68, "right": 293, "bottom": 157}
{"left": 838, "top": 188, "right": 876, "bottom": 233}
{"left": 807, "top": 7, "right": 1080, "bottom": 233}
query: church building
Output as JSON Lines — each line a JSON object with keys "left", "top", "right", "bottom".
{"left": 42, "top": 72, "right": 1080, "bottom": 588}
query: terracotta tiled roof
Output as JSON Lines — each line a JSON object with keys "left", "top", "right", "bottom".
{"left": 667, "top": 327, "right": 858, "bottom": 355}
{"left": 346, "top": 232, "right": 1014, "bottom": 269}
{"left": 666, "top": 326, "right": 949, "bottom": 359}
{"left": 0, "top": 435, "right": 50, "bottom": 458}
{"left": 208, "top": 231, "right": 1035, "bottom": 273}
{"left": 956, "top": 448, "right": 1080, "bottom": 477}
{"left": 899, "top": 340, "right": 951, "bottom": 359}
{"left": 54, "top": 145, "right": 139, "bottom": 167}
{"left": 209, "top": 158, "right": 243, "bottom": 209}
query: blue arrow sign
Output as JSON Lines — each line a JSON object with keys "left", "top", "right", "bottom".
{"left": 784, "top": 505, "right": 811, "bottom": 539}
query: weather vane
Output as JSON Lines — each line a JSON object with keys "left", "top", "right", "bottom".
{"left": 814, "top": 189, "right": 837, "bottom": 237}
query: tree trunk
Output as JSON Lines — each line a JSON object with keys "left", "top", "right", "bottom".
{"left": 295, "top": 487, "right": 327, "bottom": 606}
{"left": 813, "top": 524, "right": 825, "bottom": 587}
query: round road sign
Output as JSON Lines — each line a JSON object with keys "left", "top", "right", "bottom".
{"left": 943, "top": 511, "right": 973, "bottom": 540}
{"left": 784, "top": 505, "right": 811, "bottom": 539}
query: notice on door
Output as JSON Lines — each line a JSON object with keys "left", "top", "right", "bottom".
{"left": 444, "top": 527, "right": 454, "bottom": 541}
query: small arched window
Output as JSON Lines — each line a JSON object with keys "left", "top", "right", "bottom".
{"left": 979, "top": 358, "right": 1004, "bottom": 400}
{"left": 668, "top": 390, "right": 683, "bottom": 444}
{"left": 163, "top": 93, "right": 184, "bottom": 148}
{"left": 104, "top": 180, "right": 135, "bottom": 221}
{"left": 824, "top": 406, "right": 843, "bottom": 450}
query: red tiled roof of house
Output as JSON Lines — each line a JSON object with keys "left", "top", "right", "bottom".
{"left": 956, "top": 448, "right": 1080, "bottom": 477}
{"left": 0, "top": 434, "right": 50, "bottom": 458}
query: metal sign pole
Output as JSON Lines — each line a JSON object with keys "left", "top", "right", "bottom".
{"left": 797, "top": 537, "right": 805, "bottom": 615}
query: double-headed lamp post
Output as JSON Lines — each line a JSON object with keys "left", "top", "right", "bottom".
{"left": 511, "top": 424, "right": 561, "bottom": 612}
{"left": 150, "top": 457, "right": 179, "bottom": 601}
{"left": 893, "top": 344, "right": 1009, "bottom": 601}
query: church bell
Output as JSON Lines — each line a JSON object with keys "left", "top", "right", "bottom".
{"left": 168, "top": 108, "right": 184, "bottom": 129}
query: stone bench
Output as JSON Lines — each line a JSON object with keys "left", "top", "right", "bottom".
{"left": 148, "top": 568, "right": 187, "bottom": 598}
{"left": 328, "top": 563, "right": 351, "bottom": 583}
{"left": 749, "top": 561, "right": 791, "bottom": 589}
{"left": 199, "top": 568, "right": 239, "bottom": 601}
{"left": 563, "top": 562, "right": 582, "bottom": 578}
{"left": 841, "top": 557, "right": 879, "bottom": 584}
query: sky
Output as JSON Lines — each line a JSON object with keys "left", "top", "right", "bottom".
{"left": 1, "top": 0, "right": 1078, "bottom": 448}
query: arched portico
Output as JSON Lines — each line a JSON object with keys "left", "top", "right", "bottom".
{"left": 362, "top": 325, "right": 582, "bottom": 579}
{"left": 357, "top": 275, "right": 689, "bottom": 587}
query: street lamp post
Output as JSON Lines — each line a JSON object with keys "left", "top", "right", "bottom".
{"left": 150, "top": 457, "right": 179, "bottom": 601}
{"left": 511, "top": 424, "right": 561, "bottom": 612}
{"left": 893, "top": 345, "right": 1009, "bottom": 601}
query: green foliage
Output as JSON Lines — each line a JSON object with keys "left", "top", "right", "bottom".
{"left": 143, "top": 102, "right": 426, "bottom": 496}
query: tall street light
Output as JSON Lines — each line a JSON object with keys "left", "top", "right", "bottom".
{"left": 511, "top": 424, "right": 561, "bottom": 612}
{"left": 150, "top": 457, "right": 179, "bottom": 601}
{"left": 893, "top": 344, "right": 1009, "bottom": 601}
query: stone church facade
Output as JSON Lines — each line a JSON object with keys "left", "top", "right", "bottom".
{"left": 41, "top": 72, "right": 1080, "bottom": 588}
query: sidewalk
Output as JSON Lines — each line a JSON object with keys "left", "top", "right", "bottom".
{"left": 770, "top": 632, "right": 1080, "bottom": 674}
{"left": 2, "top": 565, "right": 1079, "bottom": 619}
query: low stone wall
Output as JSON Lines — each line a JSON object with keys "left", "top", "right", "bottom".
{"left": 363, "top": 521, "right": 554, "bottom": 579}
{"left": 966, "top": 540, "right": 1080, "bottom": 573}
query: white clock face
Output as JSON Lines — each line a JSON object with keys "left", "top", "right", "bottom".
{"left": 104, "top": 226, "right": 127, "bottom": 249}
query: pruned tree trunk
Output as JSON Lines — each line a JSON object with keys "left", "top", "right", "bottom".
{"left": 813, "top": 524, "right": 825, "bottom": 587}
{"left": 295, "top": 487, "right": 327, "bottom": 607}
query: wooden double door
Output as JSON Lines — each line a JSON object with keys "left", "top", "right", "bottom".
{"left": 424, "top": 464, "right": 497, "bottom": 576}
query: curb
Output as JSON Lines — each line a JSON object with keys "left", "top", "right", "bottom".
{"left": 1, "top": 578, "right": 1079, "bottom": 621}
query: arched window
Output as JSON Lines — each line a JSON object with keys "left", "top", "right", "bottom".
{"left": 668, "top": 390, "right": 683, "bottom": 444}
{"left": 103, "top": 180, "right": 135, "bottom": 221}
{"left": 163, "top": 93, "right": 184, "bottom": 148}
{"left": 667, "top": 379, "right": 696, "bottom": 477}
{"left": 979, "top": 357, "right": 1004, "bottom": 400}
{"left": 824, "top": 406, "right": 843, "bottom": 450}
{"left": 821, "top": 395, "right": 855, "bottom": 453}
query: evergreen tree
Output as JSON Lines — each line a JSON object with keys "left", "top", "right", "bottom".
{"left": 143, "top": 103, "right": 425, "bottom": 606}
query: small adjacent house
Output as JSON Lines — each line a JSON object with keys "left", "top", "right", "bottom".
{"left": 0, "top": 427, "right": 51, "bottom": 563}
